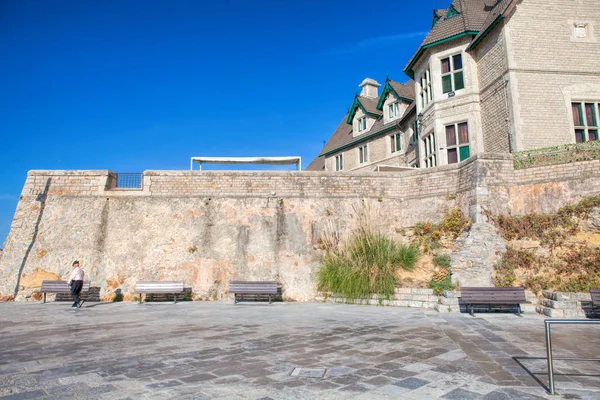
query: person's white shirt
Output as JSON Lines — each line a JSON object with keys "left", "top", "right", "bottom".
{"left": 68, "top": 266, "right": 84, "bottom": 284}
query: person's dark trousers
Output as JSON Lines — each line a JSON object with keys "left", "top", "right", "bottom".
{"left": 70, "top": 280, "right": 83, "bottom": 307}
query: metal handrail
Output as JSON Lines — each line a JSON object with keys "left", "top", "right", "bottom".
{"left": 544, "top": 319, "right": 600, "bottom": 395}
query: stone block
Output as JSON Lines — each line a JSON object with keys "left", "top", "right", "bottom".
{"left": 543, "top": 291, "right": 591, "bottom": 301}
{"left": 411, "top": 288, "right": 434, "bottom": 295}
{"left": 440, "top": 297, "right": 459, "bottom": 306}
{"left": 536, "top": 306, "right": 563, "bottom": 318}
{"left": 442, "top": 290, "right": 460, "bottom": 298}
{"left": 395, "top": 288, "right": 412, "bottom": 294}
{"left": 539, "top": 298, "right": 579, "bottom": 309}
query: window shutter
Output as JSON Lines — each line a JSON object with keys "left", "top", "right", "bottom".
{"left": 442, "top": 75, "right": 452, "bottom": 93}
{"left": 459, "top": 145, "right": 470, "bottom": 161}
{"left": 454, "top": 71, "right": 464, "bottom": 91}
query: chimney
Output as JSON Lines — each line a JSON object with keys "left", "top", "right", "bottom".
{"left": 359, "top": 78, "right": 381, "bottom": 98}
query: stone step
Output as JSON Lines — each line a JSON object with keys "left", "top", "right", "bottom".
{"left": 539, "top": 298, "right": 580, "bottom": 309}
{"left": 442, "top": 290, "right": 460, "bottom": 298}
{"left": 394, "top": 288, "right": 434, "bottom": 295}
{"left": 536, "top": 305, "right": 587, "bottom": 318}
{"left": 542, "top": 291, "right": 591, "bottom": 301}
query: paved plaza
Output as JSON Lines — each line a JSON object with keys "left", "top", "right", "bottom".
{"left": 1, "top": 302, "right": 599, "bottom": 399}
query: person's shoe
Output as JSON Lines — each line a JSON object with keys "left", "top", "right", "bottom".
{"left": 77, "top": 300, "right": 84, "bottom": 308}
{"left": 71, "top": 303, "right": 77, "bottom": 308}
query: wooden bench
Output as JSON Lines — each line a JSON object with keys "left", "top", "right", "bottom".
{"left": 458, "top": 287, "right": 530, "bottom": 316}
{"left": 228, "top": 281, "right": 278, "bottom": 304}
{"left": 591, "top": 289, "right": 600, "bottom": 308}
{"left": 40, "top": 280, "right": 91, "bottom": 303}
{"left": 133, "top": 281, "right": 185, "bottom": 304}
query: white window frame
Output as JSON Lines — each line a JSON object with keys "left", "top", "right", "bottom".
{"left": 359, "top": 144, "right": 368, "bottom": 164}
{"left": 572, "top": 101, "right": 599, "bottom": 143}
{"left": 445, "top": 121, "right": 470, "bottom": 164}
{"left": 441, "top": 53, "right": 464, "bottom": 94}
{"left": 390, "top": 133, "right": 401, "bottom": 153}
{"left": 357, "top": 116, "right": 367, "bottom": 132}
{"left": 420, "top": 68, "right": 432, "bottom": 108}
{"left": 423, "top": 133, "right": 437, "bottom": 168}
{"left": 388, "top": 102, "right": 399, "bottom": 119}
{"left": 335, "top": 154, "right": 344, "bottom": 171}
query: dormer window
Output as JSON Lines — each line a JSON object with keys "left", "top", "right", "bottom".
{"left": 357, "top": 117, "right": 367, "bottom": 132}
{"left": 441, "top": 54, "right": 465, "bottom": 94}
{"left": 388, "top": 102, "right": 399, "bottom": 119}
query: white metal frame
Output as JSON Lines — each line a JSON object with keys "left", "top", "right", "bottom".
{"left": 190, "top": 156, "right": 301, "bottom": 171}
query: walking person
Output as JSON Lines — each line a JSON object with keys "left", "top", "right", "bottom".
{"left": 68, "top": 260, "right": 85, "bottom": 308}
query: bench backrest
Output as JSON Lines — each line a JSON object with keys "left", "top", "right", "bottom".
{"left": 229, "top": 281, "right": 278, "bottom": 294}
{"left": 591, "top": 289, "right": 600, "bottom": 306}
{"left": 41, "top": 280, "right": 91, "bottom": 293}
{"left": 134, "top": 281, "right": 185, "bottom": 293}
{"left": 459, "top": 287, "right": 526, "bottom": 304}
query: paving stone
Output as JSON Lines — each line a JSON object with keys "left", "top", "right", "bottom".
{"left": 442, "top": 387, "right": 482, "bottom": 399}
{"left": 1, "top": 303, "right": 600, "bottom": 399}
{"left": 393, "top": 377, "right": 430, "bottom": 390}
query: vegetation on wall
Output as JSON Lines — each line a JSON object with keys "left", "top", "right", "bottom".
{"left": 428, "top": 254, "right": 455, "bottom": 296}
{"left": 413, "top": 208, "right": 472, "bottom": 253}
{"left": 317, "top": 227, "right": 419, "bottom": 302}
{"left": 489, "top": 195, "right": 600, "bottom": 293}
{"left": 317, "top": 205, "right": 472, "bottom": 300}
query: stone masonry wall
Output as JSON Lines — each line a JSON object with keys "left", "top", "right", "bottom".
{"left": 2, "top": 154, "right": 600, "bottom": 301}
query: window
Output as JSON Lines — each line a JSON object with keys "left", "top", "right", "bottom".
{"left": 410, "top": 120, "right": 419, "bottom": 145}
{"left": 446, "top": 122, "right": 470, "bottom": 164}
{"left": 359, "top": 145, "right": 368, "bottom": 163}
{"left": 441, "top": 54, "right": 464, "bottom": 94}
{"left": 357, "top": 117, "right": 367, "bottom": 132}
{"left": 572, "top": 102, "right": 599, "bottom": 142}
{"left": 390, "top": 133, "right": 401, "bottom": 153}
{"left": 335, "top": 154, "right": 344, "bottom": 171}
{"left": 388, "top": 102, "right": 400, "bottom": 119}
{"left": 423, "top": 134, "right": 436, "bottom": 168}
{"left": 420, "top": 68, "right": 432, "bottom": 108}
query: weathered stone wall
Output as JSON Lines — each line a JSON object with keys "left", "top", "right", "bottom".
{"left": 2, "top": 154, "right": 600, "bottom": 301}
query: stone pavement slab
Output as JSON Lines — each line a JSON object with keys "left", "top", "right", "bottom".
{"left": 0, "top": 302, "right": 599, "bottom": 399}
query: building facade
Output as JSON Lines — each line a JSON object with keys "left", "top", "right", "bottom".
{"left": 308, "top": 0, "right": 600, "bottom": 171}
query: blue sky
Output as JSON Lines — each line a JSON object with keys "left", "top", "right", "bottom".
{"left": 0, "top": 0, "right": 443, "bottom": 246}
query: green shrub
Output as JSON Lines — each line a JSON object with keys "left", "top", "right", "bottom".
{"left": 433, "top": 254, "right": 451, "bottom": 268}
{"left": 317, "top": 228, "right": 419, "bottom": 302}
{"left": 429, "top": 274, "right": 454, "bottom": 296}
{"left": 112, "top": 293, "right": 123, "bottom": 302}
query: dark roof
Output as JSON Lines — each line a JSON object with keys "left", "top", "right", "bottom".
{"left": 318, "top": 100, "right": 416, "bottom": 158}
{"left": 469, "top": 0, "right": 517, "bottom": 49}
{"left": 305, "top": 154, "right": 325, "bottom": 171}
{"left": 405, "top": 0, "right": 506, "bottom": 76}
{"left": 388, "top": 80, "right": 415, "bottom": 102}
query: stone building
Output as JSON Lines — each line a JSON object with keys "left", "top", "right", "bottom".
{"left": 307, "top": 0, "right": 600, "bottom": 171}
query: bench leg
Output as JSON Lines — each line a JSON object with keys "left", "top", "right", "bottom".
{"left": 234, "top": 294, "right": 237, "bottom": 305}
{"left": 516, "top": 304, "right": 522, "bottom": 316}
{"left": 174, "top": 293, "right": 177, "bottom": 304}
{"left": 269, "top": 294, "right": 272, "bottom": 305}
{"left": 43, "top": 293, "right": 46, "bottom": 304}
{"left": 139, "top": 294, "right": 143, "bottom": 304}
{"left": 470, "top": 305, "right": 475, "bottom": 317}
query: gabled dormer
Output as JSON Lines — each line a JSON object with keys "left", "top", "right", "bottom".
{"left": 376, "top": 78, "right": 415, "bottom": 124}
{"left": 347, "top": 78, "right": 382, "bottom": 137}
{"left": 432, "top": 9, "right": 446, "bottom": 28}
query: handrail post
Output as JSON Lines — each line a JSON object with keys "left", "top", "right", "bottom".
{"left": 545, "top": 320, "right": 555, "bottom": 395}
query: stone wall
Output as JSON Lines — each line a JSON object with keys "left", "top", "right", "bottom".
{"left": 2, "top": 154, "right": 600, "bottom": 301}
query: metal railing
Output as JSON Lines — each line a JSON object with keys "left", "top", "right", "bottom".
{"left": 513, "top": 140, "right": 600, "bottom": 170}
{"left": 545, "top": 319, "right": 600, "bottom": 395}
{"left": 115, "top": 173, "right": 143, "bottom": 189}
